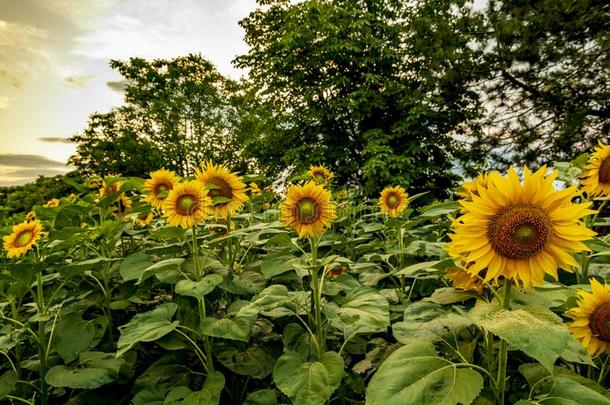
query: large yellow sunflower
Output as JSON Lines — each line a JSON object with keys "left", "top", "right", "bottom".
{"left": 308, "top": 165, "right": 334, "bottom": 185}
{"left": 447, "top": 166, "right": 596, "bottom": 288}
{"left": 3, "top": 220, "right": 43, "bottom": 258}
{"left": 163, "top": 181, "right": 212, "bottom": 228}
{"left": 379, "top": 186, "right": 409, "bottom": 217}
{"left": 134, "top": 211, "right": 154, "bottom": 227}
{"left": 566, "top": 278, "right": 610, "bottom": 357}
{"left": 195, "top": 161, "right": 248, "bottom": 218}
{"left": 281, "top": 181, "right": 336, "bottom": 238}
{"left": 143, "top": 169, "right": 180, "bottom": 209}
{"left": 580, "top": 141, "right": 610, "bottom": 196}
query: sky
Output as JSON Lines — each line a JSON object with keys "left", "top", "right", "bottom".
{"left": 0, "top": 0, "right": 256, "bottom": 186}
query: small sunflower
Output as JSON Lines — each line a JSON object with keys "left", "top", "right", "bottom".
{"left": 566, "top": 278, "right": 610, "bottom": 357}
{"left": 99, "top": 181, "right": 121, "bottom": 198}
{"left": 309, "top": 165, "right": 334, "bottom": 185}
{"left": 134, "top": 212, "right": 154, "bottom": 227}
{"left": 379, "top": 186, "right": 409, "bottom": 217}
{"left": 248, "top": 182, "right": 263, "bottom": 196}
{"left": 195, "top": 161, "right": 248, "bottom": 218}
{"left": 163, "top": 181, "right": 212, "bottom": 228}
{"left": 280, "top": 181, "right": 336, "bottom": 238}
{"left": 44, "top": 198, "right": 60, "bottom": 208}
{"left": 447, "top": 166, "right": 596, "bottom": 288}
{"left": 26, "top": 211, "right": 36, "bottom": 222}
{"left": 3, "top": 220, "right": 43, "bottom": 258}
{"left": 580, "top": 141, "right": 610, "bottom": 196}
{"left": 143, "top": 169, "right": 180, "bottom": 209}
{"left": 445, "top": 268, "right": 485, "bottom": 293}
{"left": 87, "top": 176, "right": 103, "bottom": 189}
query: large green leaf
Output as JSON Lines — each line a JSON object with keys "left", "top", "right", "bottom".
{"left": 273, "top": 351, "right": 344, "bottom": 405}
{"left": 54, "top": 313, "right": 106, "bottom": 363}
{"left": 137, "top": 258, "right": 185, "bottom": 284}
{"left": 120, "top": 252, "right": 152, "bottom": 281}
{"left": 175, "top": 274, "right": 223, "bottom": 299}
{"left": 46, "top": 352, "right": 124, "bottom": 390}
{"left": 0, "top": 371, "right": 17, "bottom": 399}
{"left": 393, "top": 301, "right": 472, "bottom": 343}
{"left": 243, "top": 389, "right": 278, "bottom": 405}
{"left": 325, "top": 287, "right": 390, "bottom": 338}
{"left": 117, "top": 303, "right": 179, "bottom": 356}
{"left": 182, "top": 371, "right": 225, "bottom": 405}
{"left": 200, "top": 316, "right": 254, "bottom": 342}
{"left": 365, "top": 341, "right": 483, "bottom": 405}
{"left": 217, "top": 344, "right": 276, "bottom": 379}
{"left": 470, "top": 304, "right": 570, "bottom": 371}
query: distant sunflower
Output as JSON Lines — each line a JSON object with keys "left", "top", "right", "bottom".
{"left": 379, "top": 186, "right": 409, "bottom": 217}
{"left": 134, "top": 212, "right": 154, "bottom": 227}
{"left": 281, "top": 181, "right": 336, "bottom": 238}
{"left": 26, "top": 211, "right": 36, "bottom": 222}
{"left": 3, "top": 220, "right": 43, "bottom": 258}
{"left": 144, "top": 169, "right": 180, "bottom": 209}
{"left": 163, "top": 181, "right": 212, "bottom": 228}
{"left": 195, "top": 161, "right": 248, "bottom": 218}
{"left": 447, "top": 166, "right": 596, "bottom": 288}
{"left": 580, "top": 141, "right": 610, "bottom": 196}
{"left": 248, "top": 182, "right": 263, "bottom": 196}
{"left": 566, "top": 278, "right": 610, "bottom": 357}
{"left": 44, "top": 198, "right": 60, "bottom": 208}
{"left": 99, "top": 181, "right": 121, "bottom": 198}
{"left": 309, "top": 165, "right": 334, "bottom": 185}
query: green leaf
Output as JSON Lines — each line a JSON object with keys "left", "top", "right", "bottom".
{"left": 273, "top": 351, "right": 344, "bottom": 405}
{"left": 243, "top": 389, "right": 278, "bottom": 405}
{"left": 519, "top": 363, "right": 610, "bottom": 402}
{"left": 217, "top": 344, "right": 276, "bottom": 379}
{"left": 137, "top": 258, "right": 185, "bottom": 284}
{"left": 120, "top": 252, "right": 152, "bottom": 281}
{"left": 365, "top": 341, "right": 483, "bottom": 405}
{"left": 469, "top": 304, "right": 570, "bottom": 371}
{"left": 200, "top": 316, "right": 254, "bottom": 342}
{"left": 54, "top": 313, "right": 106, "bottom": 363}
{"left": 326, "top": 287, "right": 390, "bottom": 338}
{"left": 393, "top": 302, "right": 472, "bottom": 344}
{"left": 46, "top": 353, "right": 121, "bottom": 390}
{"left": 0, "top": 371, "right": 17, "bottom": 399}
{"left": 182, "top": 371, "right": 225, "bottom": 405}
{"left": 117, "top": 303, "right": 179, "bottom": 356}
{"left": 175, "top": 274, "right": 223, "bottom": 299}
{"left": 46, "top": 366, "right": 113, "bottom": 390}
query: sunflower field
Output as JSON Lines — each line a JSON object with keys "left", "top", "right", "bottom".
{"left": 1, "top": 146, "right": 610, "bottom": 405}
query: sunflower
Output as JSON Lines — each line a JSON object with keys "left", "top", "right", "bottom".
{"left": 566, "top": 278, "right": 610, "bottom": 357}
{"left": 26, "top": 211, "right": 36, "bottom": 222}
{"left": 379, "top": 186, "right": 409, "bottom": 217}
{"left": 99, "top": 181, "right": 121, "bottom": 198}
{"left": 44, "top": 198, "right": 60, "bottom": 208}
{"left": 445, "top": 268, "right": 485, "bottom": 293}
{"left": 459, "top": 172, "right": 497, "bottom": 201}
{"left": 248, "top": 182, "right": 263, "bottom": 196}
{"left": 447, "top": 166, "right": 596, "bottom": 288}
{"left": 3, "top": 220, "right": 43, "bottom": 258}
{"left": 163, "top": 181, "right": 212, "bottom": 228}
{"left": 280, "top": 181, "right": 336, "bottom": 238}
{"left": 143, "top": 169, "right": 180, "bottom": 209}
{"left": 580, "top": 141, "right": 610, "bottom": 196}
{"left": 195, "top": 161, "right": 248, "bottom": 218}
{"left": 309, "top": 165, "right": 334, "bottom": 185}
{"left": 134, "top": 212, "right": 154, "bottom": 227}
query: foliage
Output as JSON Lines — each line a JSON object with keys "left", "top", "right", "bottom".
{"left": 235, "top": 0, "right": 484, "bottom": 197}
{"left": 69, "top": 55, "right": 250, "bottom": 177}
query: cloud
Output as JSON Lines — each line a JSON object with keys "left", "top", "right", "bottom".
{"left": 38, "top": 136, "right": 74, "bottom": 144}
{"left": 0, "top": 95, "right": 9, "bottom": 109}
{"left": 106, "top": 80, "right": 127, "bottom": 92}
{"left": 64, "top": 74, "right": 93, "bottom": 88}
{"left": 0, "top": 167, "right": 71, "bottom": 178}
{"left": 0, "top": 154, "right": 66, "bottom": 168}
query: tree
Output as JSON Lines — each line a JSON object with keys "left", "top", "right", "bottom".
{"left": 476, "top": 0, "right": 610, "bottom": 165}
{"left": 69, "top": 54, "right": 250, "bottom": 177}
{"left": 235, "top": 0, "right": 485, "bottom": 197}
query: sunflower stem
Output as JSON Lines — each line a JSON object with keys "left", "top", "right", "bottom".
{"left": 35, "top": 264, "right": 48, "bottom": 405}
{"left": 496, "top": 282, "right": 512, "bottom": 405}
{"left": 309, "top": 237, "right": 325, "bottom": 357}
{"left": 395, "top": 222, "right": 406, "bottom": 297}
{"left": 191, "top": 226, "right": 214, "bottom": 372}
